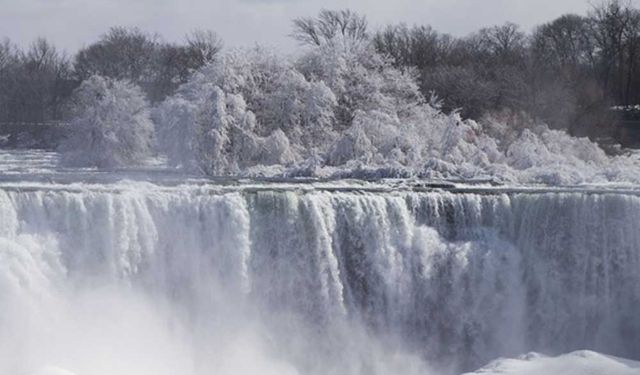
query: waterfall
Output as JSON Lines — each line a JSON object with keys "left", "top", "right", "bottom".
{"left": 1, "top": 183, "right": 639, "bottom": 374}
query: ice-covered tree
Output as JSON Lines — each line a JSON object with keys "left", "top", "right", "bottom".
{"left": 156, "top": 48, "right": 337, "bottom": 175}
{"left": 296, "top": 36, "right": 423, "bottom": 127}
{"left": 59, "top": 75, "right": 154, "bottom": 168}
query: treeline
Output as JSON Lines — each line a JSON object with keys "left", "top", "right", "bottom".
{"left": 1, "top": 0, "right": 640, "bottom": 139}
{"left": 370, "top": 0, "right": 640, "bottom": 136}
{"left": 0, "top": 27, "right": 221, "bottom": 123}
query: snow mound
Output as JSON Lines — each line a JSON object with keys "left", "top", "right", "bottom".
{"left": 465, "top": 351, "right": 640, "bottom": 375}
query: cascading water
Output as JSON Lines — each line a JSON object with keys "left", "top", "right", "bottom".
{"left": 1, "top": 178, "right": 639, "bottom": 375}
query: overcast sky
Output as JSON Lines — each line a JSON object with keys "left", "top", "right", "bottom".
{"left": 0, "top": 0, "right": 620, "bottom": 53}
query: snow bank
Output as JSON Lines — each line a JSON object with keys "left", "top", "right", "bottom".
{"left": 465, "top": 351, "right": 640, "bottom": 375}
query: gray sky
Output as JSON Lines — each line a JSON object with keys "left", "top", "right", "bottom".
{"left": 0, "top": 0, "right": 605, "bottom": 53}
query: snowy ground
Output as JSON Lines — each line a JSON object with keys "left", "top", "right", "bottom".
{"left": 465, "top": 351, "right": 640, "bottom": 375}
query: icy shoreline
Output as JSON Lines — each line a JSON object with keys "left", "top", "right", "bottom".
{"left": 3, "top": 146, "right": 640, "bottom": 192}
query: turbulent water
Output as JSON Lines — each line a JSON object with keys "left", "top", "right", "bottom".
{"left": 1, "top": 151, "right": 640, "bottom": 375}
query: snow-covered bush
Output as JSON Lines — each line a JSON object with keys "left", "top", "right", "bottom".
{"left": 155, "top": 48, "right": 336, "bottom": 174}
{"left": 153, "top": 39, "right": 640, "bottom": 185}
{"left": 59, "top": 75, "right": 153, "bottom": 168}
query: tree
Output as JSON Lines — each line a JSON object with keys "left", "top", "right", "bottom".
{"left": 529, "top": 15, "right": 601, "bottom": 131}
{"left": 589, "top": 0, "right": 640, "bottom": 104}
{"left": 73, "top": 27, "right": 222, "bottom": 102}
{"left": 531, "top": 14, "right": 596, "bottom": 76}
{"left": 156, "top": 48, "right": 336, "bottom": 174}
{"left": 474, "top": 22, "right": 527, "bottom": 66}
{"left": 74, "top": 27, "right": 163, "bottom": 101}
{"left": 152, "top": 30, "right": 223, "bottom": 101}
{"left": 421, "top": 66, "right": 497, "bottom": 119}
{"left": 373, "top": 24, "right": 455, "bottom": 69}
{"left": 0, "top": 39, "right": 15, "bottom": 71}
{"left": 2, "top": 38, "right": 74, "bottom": 123}
{"left": 0, "top": 39, "right": 18, "bottom": 122}
{"left": 59, "top": 75, "right": 153, "bottom": 168}
{"left": 372, "top": 22, "right": 532, "bottom": 120}
{"left": 185, "top": 29, "right": 223, "bottom": 68}
{"left": 292, "top": 9, "right": 368, "bottom": 46}
{"left": 74, "top": 27, "right": 158, "bottom": 83}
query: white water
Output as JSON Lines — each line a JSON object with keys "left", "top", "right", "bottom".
{"left": 1, "top": 167, "right": 640, "bottom": 374}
